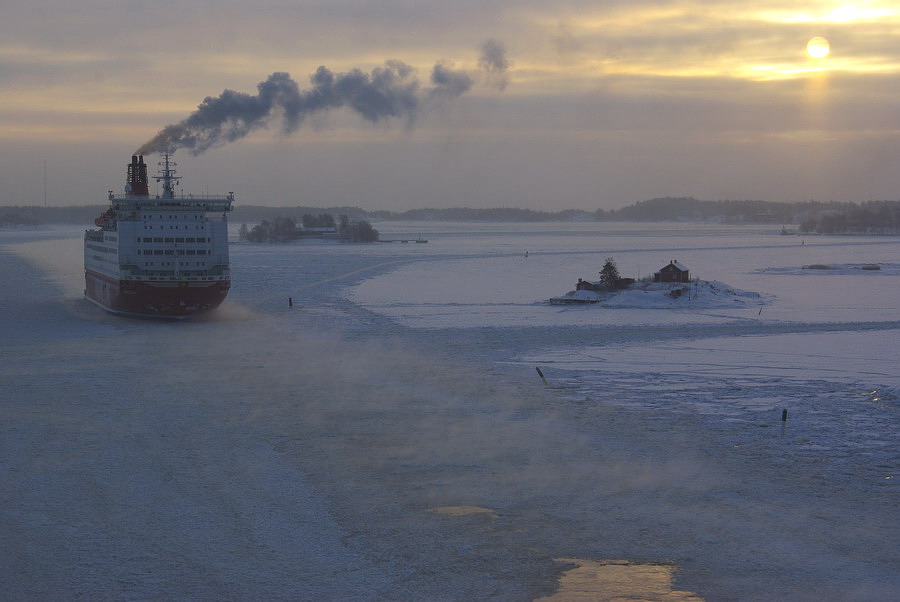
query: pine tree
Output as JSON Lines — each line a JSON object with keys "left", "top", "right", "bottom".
{"left": 599, "top": 257, "right": 620, "bottom": 288}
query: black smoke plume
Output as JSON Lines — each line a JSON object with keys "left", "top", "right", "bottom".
{"left": 478, "top": 39, "right": 510, "bottom": 91}
{"left": 136, "top": 60, "right": 473, "bottom": 156}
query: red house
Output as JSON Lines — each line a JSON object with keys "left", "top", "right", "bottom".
{"left": 654, "top": 260, "right": 691, "bottom": 283}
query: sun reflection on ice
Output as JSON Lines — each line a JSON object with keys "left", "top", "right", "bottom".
{"left": 428, "top": 506, "right": 705, "bottom": 600}
{"left": 537, "top": 558, "right": 703, "bottom": 601}
{"left": 428, "top": 505, "right": 498, "bottom": 518}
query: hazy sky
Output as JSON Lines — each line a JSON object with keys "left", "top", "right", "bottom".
{"left": 2, "top": 1, "right": 898, "bottom": 210}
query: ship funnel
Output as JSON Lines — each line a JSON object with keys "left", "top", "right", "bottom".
{"left": 127, "top": 155, "right": 150, "bottom": 197}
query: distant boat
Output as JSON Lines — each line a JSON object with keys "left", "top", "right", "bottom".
{"left": 84, "top": 153, "right": 234, "bottom": 318}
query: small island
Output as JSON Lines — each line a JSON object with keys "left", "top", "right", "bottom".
{"left": 550, "top": 258, "right": 768, "bottom": 309}
{"left": 239, "top": 213, "right": 379, "bottom": 243}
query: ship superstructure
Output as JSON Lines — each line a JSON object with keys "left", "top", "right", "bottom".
{"left": 84, "top": 153, "right": 234, "bottom": 318}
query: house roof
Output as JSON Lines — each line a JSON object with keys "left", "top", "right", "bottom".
{"left": 660, "top": 260, "right": 689, "bottom": 272}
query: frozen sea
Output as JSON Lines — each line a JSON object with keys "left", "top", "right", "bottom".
{"left": 1, "top": 221, "right": 898, "bottom": 600}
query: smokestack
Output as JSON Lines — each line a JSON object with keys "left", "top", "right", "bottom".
{"left": 126, "top": 155, "right": 149, "bottom": 197}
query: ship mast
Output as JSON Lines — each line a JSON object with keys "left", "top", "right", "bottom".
{"left": 155, "top": 151, "right": 181, "bottom": 199}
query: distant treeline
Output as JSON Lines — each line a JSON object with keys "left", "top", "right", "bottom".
{"left": 603, "top": 197, "right": 900, "bottom": 234}
{"left": 0, "top": 205, "right": 103, "bottom": 227}
{"left": 797, "top": 201, "right": 900, "bottom": 234}
{"left": 237, "top": 198, "right": 900, "bottom": 233}
{"left": 3, "top": 198, "right": 899, "bottom": 234}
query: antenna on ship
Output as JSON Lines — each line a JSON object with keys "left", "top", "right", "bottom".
{"left": 156, "top": 150, "right": 181, "bottom": 199}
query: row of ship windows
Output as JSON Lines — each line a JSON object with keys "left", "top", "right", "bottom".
{"left": 141, "top": 237, "right": 208, "bottom": 243}
{"left": 143, "top": 225, "right": 206, "bottom": 230}
{"left": 90, "top": 256, "right": 208, "bottom": 268}
{"left": 88, "top": 244, "right": 211, "bottom": 254}
{"left": 137, "top": 249, "right": 209, "bottom": 255}
{"left": 144, "top": 214, "right": 203, "bottom": 219}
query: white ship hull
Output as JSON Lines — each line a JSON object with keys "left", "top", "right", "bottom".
{"left": 84, "top": 154, "right": 234, "bottom": 319}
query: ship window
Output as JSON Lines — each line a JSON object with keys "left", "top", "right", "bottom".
{"left": 164, "top": 237, "right": 174, "bottom": 242}
{"left": 186, "top": 238, "right": 195, "bottom": 243}
{"left": 164, "top": 250, "right": 174, "bottom": 255}
{"left": 186, "top": 250, "right": 196, "bottom": 255}
{"left": 154, "top": 237, "right": 163, "bottom": 243}
{"left": 175, "top": 238, "right": 184, "bottom": 243}
{"left": 154, "top": 250, "right": 164, "bottom": 255}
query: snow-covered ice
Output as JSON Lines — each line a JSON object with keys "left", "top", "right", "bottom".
{"left": 1, "top": 222, "right": 898, "bottom": 600}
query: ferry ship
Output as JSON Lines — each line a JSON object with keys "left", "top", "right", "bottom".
{"left": 84, "top": 153, "right": 234, "bottom": 318}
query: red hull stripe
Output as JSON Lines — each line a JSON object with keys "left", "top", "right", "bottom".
{"left": 84, "top": 270, "right": 230, "bottom": 318}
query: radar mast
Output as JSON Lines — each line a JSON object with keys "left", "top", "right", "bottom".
{"left": 155, "top": 151, "right": 181, "bottom": 199}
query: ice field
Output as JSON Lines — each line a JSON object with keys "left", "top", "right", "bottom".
{"left": 1, "top": 221, "right": 898, "bottom": 600}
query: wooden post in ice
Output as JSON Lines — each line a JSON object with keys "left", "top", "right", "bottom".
{"left": 782, "top": 409, "right": 788, "bottom": 421}
{"left": 535, "top": 367, "right": 549, "bottom": 386}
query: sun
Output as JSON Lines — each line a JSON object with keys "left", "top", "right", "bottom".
{"left": 807, "top": 36, "right": 830, "bottom": 59}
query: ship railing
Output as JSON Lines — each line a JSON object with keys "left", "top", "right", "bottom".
{"left": 119, "top": 261, "right": 229, "bottom": 280}
{"left": 109, "top": 192, "right": 234, "bottom": 201}
{"left": 108, "top": 197, "right": 233, "bottom": 212}
{"left": 120, "top": 271, "right": 229, "bottom": 281}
